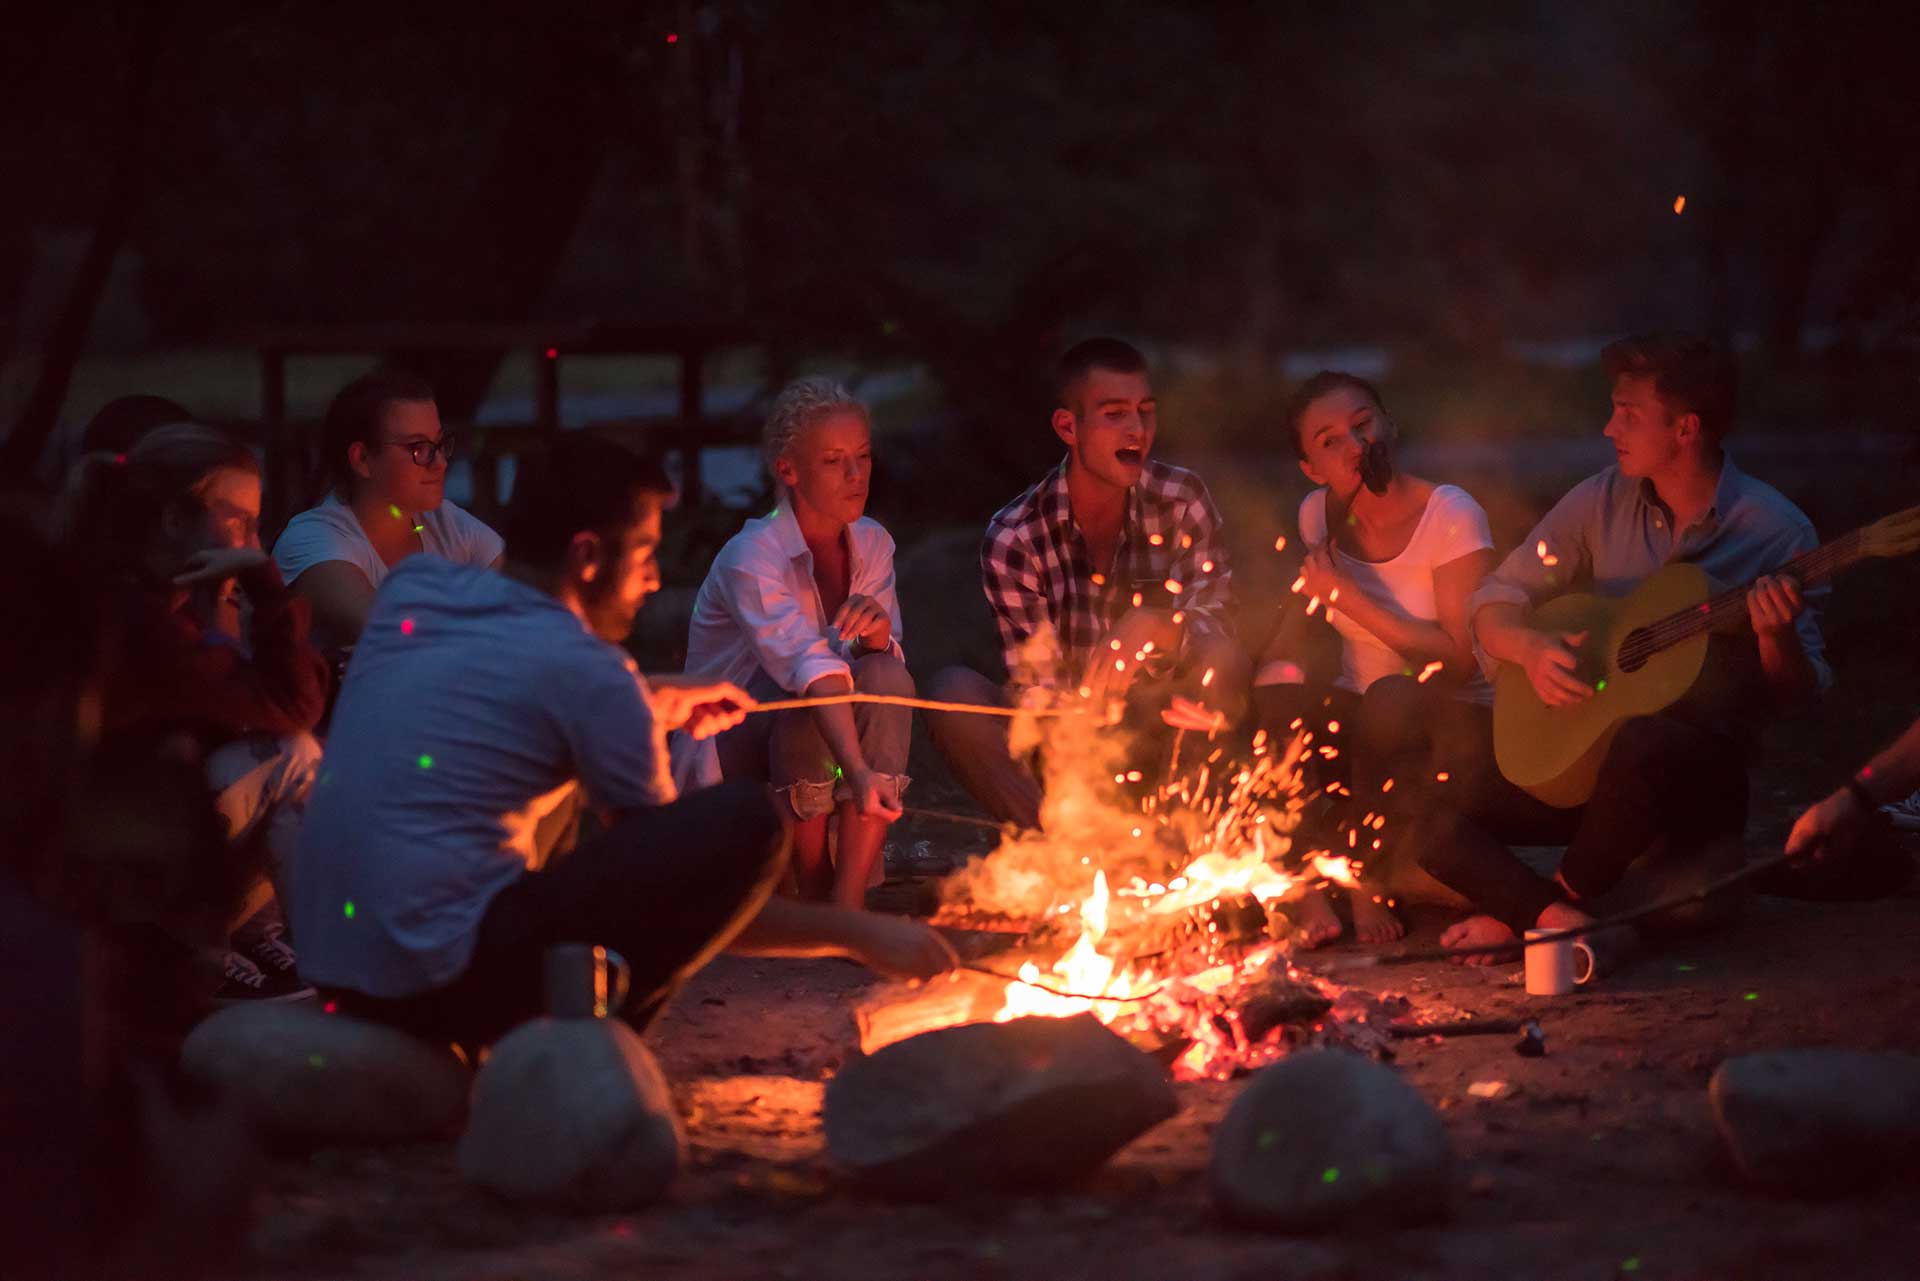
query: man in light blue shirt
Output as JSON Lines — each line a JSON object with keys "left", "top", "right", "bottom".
{"left": 1372, "top": 335, "right": 1828, "bottom": 961}
{"left": 292, "top": 437, "right": 956, "bottom": 1047}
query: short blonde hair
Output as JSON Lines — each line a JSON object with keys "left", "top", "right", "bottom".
{"left": 762, "top": 376, "right": 869, "bottom": 474}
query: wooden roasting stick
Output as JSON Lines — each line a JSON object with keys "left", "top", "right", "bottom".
{"left": 746, "top": 692, "right": 1089, "bottom": 717}
{"left": 1317, "top": 848, "right": 1800, "bottom": 971}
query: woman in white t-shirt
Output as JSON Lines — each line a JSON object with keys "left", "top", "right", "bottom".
{"left": 1254, "top": 372, "right": 1497, "bottom": 947}
{"left": 272, "top": 369, "right": 503, "bottom": 653}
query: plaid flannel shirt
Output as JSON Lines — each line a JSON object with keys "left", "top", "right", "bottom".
{"left": 980, "top": 458, "right": 1234, "bottom": 690}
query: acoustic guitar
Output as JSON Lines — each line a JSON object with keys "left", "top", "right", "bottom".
{"left": 1493, "top": 503, "right": 1920, "bottom": 807}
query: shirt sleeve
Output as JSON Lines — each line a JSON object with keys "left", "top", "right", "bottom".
{"left": 981, "top": 521, "right": 1060, "bottom": 687}
{"left": 561, "top": 648, "right": 677, "bottom": 811}
{"left": 715, "top": 558, "right": 852, "bottom": 695}
{"left": 1468, "top": 476, "right": 1601, "bottom": 621}
{"left": 850, "top": 524, "right": 907, "bottom": 662}
{"left": 272, "top": 507, "right": 376, "bottom": 588}
{"left": 443, "top": 501, "right": 505, "bottom": 568}
{"left": 1166, "top": 482, "right": 1234, "bottom": 641}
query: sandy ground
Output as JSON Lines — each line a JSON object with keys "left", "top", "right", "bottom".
{"left": 240, "top": 860, "right": 1920, "bottom": 1281}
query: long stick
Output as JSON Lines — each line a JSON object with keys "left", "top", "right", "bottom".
{"left": 1319, "top": 848, "right": 1799, "bottom": 971}
{"left": 746, "top": 691, "right": 1090, "bottom": 717}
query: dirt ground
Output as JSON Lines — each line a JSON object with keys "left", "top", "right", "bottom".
{"left": 241, "top": 855, "right": 1920, "bottom": 1281}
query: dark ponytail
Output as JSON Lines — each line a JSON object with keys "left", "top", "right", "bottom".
{"left": 58, "top": 424, "right": 258, "bottom": 566}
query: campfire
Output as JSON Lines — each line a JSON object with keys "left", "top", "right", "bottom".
{"left": 861, "top": 708, "right": 1420, "bottom": 1079}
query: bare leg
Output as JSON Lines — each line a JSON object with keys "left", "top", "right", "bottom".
{"left": 1348, "top": 888, "right": 1405, "bottom": 943}
{"left": 1288, "top": 887, "right": 1344, "bottom": 948}
{"left": 831, "top": 803, "right": 890, "bottom": 910}
{"left": 790, "top": 815, "right": 832, "bottom": 900}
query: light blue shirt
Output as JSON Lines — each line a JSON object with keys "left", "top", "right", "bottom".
{"left": 1469, "top": 455, "right": 1831, "bottom": 692}
{"left": 290, "top": 558, "right": 673, "bottom": 999}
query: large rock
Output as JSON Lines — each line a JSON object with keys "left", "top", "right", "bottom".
{"left": 825, "top": 1014, "right": 1178, "bottom": 1197}
{"left": 179, "top": 1003, "right": 469, "bottom": 1146}
{"left": 1710, "top": 1049, "right": 1920, "bottom": 1194}
{"left": 458, "top": 1018, "right": 683, "bottom": 1210}
{"left": 1210, "top": 1049, "right": 1451, "bottom": 1231}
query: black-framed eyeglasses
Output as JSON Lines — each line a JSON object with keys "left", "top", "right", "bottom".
{"left": 383, "top": 435, "right": 458, "bottom": 467}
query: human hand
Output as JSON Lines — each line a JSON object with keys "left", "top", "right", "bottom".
{"left": 172, "top": 546, "right": 271, "bottom": 588}
{"left": 832, "top": 594, "right": 893, "bottom": 651}
{"left": 1747, "top": 573, "right": 1805, "bottom": 638}
{"left": 1785, "top": 787, "right": 1867, "bottom": 863}
{"left": 851, "top": 915, "right": 959, "bottom": 981}
{"left": 1084, "top": 607, "right": 1182, "bottom": 715}
{"left": 1521, "top": 629, "right": 1593, "bottom": 706}
{"left": 1298, "top": 541, "right": 1347, "bottom": 602}
{"left": 651, "top": 681, "right": 754, "bottom": 738}
{"left": 1161, "top": 694, "right": 1228, "bottom": 733}
{"left": 847, "top": 766, "right": 904, "bottom": 821}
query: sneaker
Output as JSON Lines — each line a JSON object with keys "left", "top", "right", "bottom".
{"left": 1882, "top": 791, "right": 1920, "bottom": 834}
{"left": 237, "top": 920, "right": 301, "bottom": 982}
{"left": 213, "top": 951, "right": 314, "bottom": 1002}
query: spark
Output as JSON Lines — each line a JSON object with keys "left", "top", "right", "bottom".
{"left": 1148, "top": 533, "right": 1164, "bottom": 546}
{"left": 389, "top": 504, "right": 403, "bottom": 520}
{"left": 1327, "top": 720, "right": 1340, "bottom": 733}
{"left": 1436, "top": 771, "right": 1450, "bottom": 782}
{"left": 1201, "top": 668, "right": 1216, "bottom": 687}
{"left": 323, "top": 1000, "right": 337, "bottom": 1014}
{"left": 1290, "top": 574, "right": 1307, "bottom": 593}
{"left": 1321, "top": 1167, "right": 1340, "bottom": 1184}
{"left": 1164, "top": 579, "right": 1184, "bottom": 594}
{"left": 1111, "top": 638, "right": 1123, "bottom": 650}
{"left": 1171, "top": 611, "right": 1185, "bottom": 624}
{"left": 1305, "top": 595, "right": 1322, "bottom": 616}
{"left": 1115, "top": 659, "right": 1126, "bottom": 672}
{"left": 1132, "top": 592, "right": 1144, "bottom": 607}
{"left": 1418, "top": 660, "right": 1444, "bottom": 683}
{"left": 1078, "top": 685, "right": 1093, "bottom": 698}
{"left": 666, "top": 31, "right": 679, "bottom": 43}
{"left": 1327, "top": 588, "right": 1340, "bottom": 603}
{"left": 1091, "top": 572, "right": 1106, "bottom": 585}
{"left": 1673, "top": 194, "right": 1686, "bottom": 214}
{"left": 1382, "top": 777, "right": 1394, "bottom": 791}
{"left": 1201, "top": 559, "right": 1215, "bottom": 573}
{"left": 418, "top": 754, "right": 435, "bottom": 769}
{"left": 1274, "top": 535, "right": 1287, "bottom": 552}
{"left": 343, "top": 900, "right": 356, "bottom": 919}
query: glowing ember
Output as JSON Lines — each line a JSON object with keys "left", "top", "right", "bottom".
{"left": 1417, "top": 660, "right": 1444, "bottom": 683}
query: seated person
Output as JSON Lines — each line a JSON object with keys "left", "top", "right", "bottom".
{"left": 682, "top": 378, "right": 913, "bottom": 909}
{"left": 1377, "top": 334, "right": 1829, "bottom": 961}
{"left": 62, "top": 424, "right": 330, "bottom": 1000}
{"left": 289, "top": 436, "right": 955, "bottom": 1050}
{"left": 1253, "top": 371, "right": 1496, "bottom": 946}
{"left": 926, "top": 338, "right": 1250, "bottom": 830}
{"left": 1785, "top": 713, "right": 1920, "bottom": 864}
{"left": 272, "top": 367, "right": 502, "bottom": 654}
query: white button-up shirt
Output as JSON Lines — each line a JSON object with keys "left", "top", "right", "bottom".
{"left": 672, "top": 503, "right": 906, "bottom": 788}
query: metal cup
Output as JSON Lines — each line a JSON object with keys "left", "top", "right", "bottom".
{"left": 1524, "top": 930, "right": 1595, "bottom": 996}
{"left": 543, "top": 943, "right": 632, "bottom": 1019}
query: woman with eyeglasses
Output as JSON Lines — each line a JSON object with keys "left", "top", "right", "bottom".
{"left": 272, "top": 368, "right": 504, "bottom": 652}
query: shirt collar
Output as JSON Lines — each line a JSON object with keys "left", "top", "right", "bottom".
{"left": 1636, "top": 450, "right": 1740, "bottom": 530}
{"left": 767, "top": 500, "right": 864, "bottom": 576}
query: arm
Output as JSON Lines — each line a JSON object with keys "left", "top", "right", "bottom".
{"left": 159, "top": 551, "right": 330, "bottom": 735}
{"left": 801, "top": 670, "right": 898, "bottom": 819}
{"left": 289, "top": 560, "right": 378, "bottom": 650}
{"left": 1469, "top": 483, "right": 1601, "bottom": 705}
{"left": 1786, "top": 713, "right": 1920, "bottom": 862}
{"left": 981, "top": 525, "right": 1060, "bottom": 688}
{"left": 1749, "top": 573, "right": 1820, "bottom": 707}
{"left": 727, "top": 895, "right": 957, "bottom": 979}
{"left": 1302, "top": 545, "right": 1495, "bottom": 680}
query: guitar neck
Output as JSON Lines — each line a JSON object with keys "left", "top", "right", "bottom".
{"left": 1639, "top": 528, "right": 1864, "bottom": 653}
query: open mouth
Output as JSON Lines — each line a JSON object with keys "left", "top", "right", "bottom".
{"left": 1115, "top": 447, "right": 1144, "bottom": 466}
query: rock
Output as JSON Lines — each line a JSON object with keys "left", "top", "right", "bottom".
{"left": 1209, "top": 1049, "right": 1451, "bottom": 1231}
{"left": 458, "top": 1018, "right": 683, "bottom": 1209}
{"left": 179, "top": 1003, "right": 469, "bottom": 1146}
{"left": 825, "top": 1014, "right": 1178, "bottom": 1197}
{"left": 1710, "top": 1049, "right": 1920, "bottom": 1194}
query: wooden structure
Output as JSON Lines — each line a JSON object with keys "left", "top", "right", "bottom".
{"left": 246, "top": 322, "right": 755, "bottom": 535}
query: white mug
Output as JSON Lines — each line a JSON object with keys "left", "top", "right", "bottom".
{"left": 1524, "top": 929, "right": 1595, "bottom": 996}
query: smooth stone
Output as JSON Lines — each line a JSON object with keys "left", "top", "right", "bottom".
{"left": 1210, "top": 1049, "right": 1451, "bottom": 1231}
{"left": 179, "top": 1003, "right": 469, "bottom": 1146}
{"left": 459, "top": 1018, "right": 683, "bottom": 1209}
{"left": 1710, "top": 1048, "right": 1920, "bottom": 1193}
{"left": 825, "top": 1013, "right": 1178, "bottom": 1198}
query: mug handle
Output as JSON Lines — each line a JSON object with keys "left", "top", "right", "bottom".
{"left": 1571, "top": 940, "right": 1597, "bottom": 986}
{"left": 600, "top": 946, "right": 632, "bottom": 1014}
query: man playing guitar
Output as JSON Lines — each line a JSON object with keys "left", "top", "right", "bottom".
{"left": 1387, "top": 333, "right": 1831, "bottom": 961}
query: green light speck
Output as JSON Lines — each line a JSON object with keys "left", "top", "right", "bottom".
{"left": 1743, "top": 991, "right": 1759, "bottom": 1001}
{"left": 418, "top": 754, "right": 435, "bottom": 769}
{"left": 1595, "top": 679, "right": 1608, "bottom": 692}
{"left": 343, "top": 900, "right": 356, "bottom": 919}
{"left": 307, "top": 1053, "right": 326, "bottom": 1069}
{"left": 1320, "top": 1166, "right": 1340, "bottom": 1184}
{"left": 1621, "top": 1259, "right": 1642, "bottom": 1273}
{"left": 389, "top": 504, "right": 403, "bottom": 519}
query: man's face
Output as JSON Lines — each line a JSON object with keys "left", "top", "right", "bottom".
{"left": 577, "top": 496, "right": 664, "bottom": 643}
{"left": 1055, "top": 367, "right": 1156, "bottom": 490}
{"left": 1295, "top": 385, "right": 1391, "bottom": 493}
{"left": 775, "top": 410, "right": 871, "bottom": 526}
{"left": 195, "top": 466, "right": 262, "bottom": 551}
{"left": 355, "top": 399, "right": 449, "bottom": 513}
{"left": 1603, "top": 374, "right": 1687, "bottom": 478}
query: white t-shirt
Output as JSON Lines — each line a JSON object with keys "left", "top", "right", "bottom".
{"left": 1299, "top": 483, "right": 1494, "bottom": 699}
{"left": 272, "top": 492, "right": 504, "bottom": 591}
{"left": 289, "top": 557, "right": 674, "bottom": 999}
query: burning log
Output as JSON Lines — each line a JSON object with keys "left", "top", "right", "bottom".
{"left": 855, "top": 970, "right": 1011, "bottom": 1055}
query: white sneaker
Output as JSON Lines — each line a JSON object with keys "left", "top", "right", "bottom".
{"left": 1882, "top": 791, "right": 1920, "bottom": 834}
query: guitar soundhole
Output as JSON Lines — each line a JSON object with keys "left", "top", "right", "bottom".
{"left": 1616, "top": 627, "right": 1654, "bottom": 673}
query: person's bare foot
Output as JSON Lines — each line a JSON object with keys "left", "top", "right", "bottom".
{"left": 1289, "top": 887, "right": 1344, "bottom": 949}
{"left": 1535, "top": 900, "right": 1593, "bottom": 933}
{"left": 1348, "top": 891, "right": 1405, "bottom": 944}
{"left": 1438, "top": 914, "right": 1520, "bottom": 965}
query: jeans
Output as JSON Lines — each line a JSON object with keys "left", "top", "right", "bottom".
{"left": 326, "top": 781, "right": 789, "bottom": 1048}
{"left": 715, "top": 653, "right": 914, "bottom": 819}
{"left": 1363, "top": 675, "right": 1749, "bottom": 933}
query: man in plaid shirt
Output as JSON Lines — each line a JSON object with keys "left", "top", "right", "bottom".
{"left": 926, "top": 338, "right": 1250, "bottom": 828}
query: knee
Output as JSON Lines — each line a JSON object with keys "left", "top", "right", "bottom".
{"left": 852, "top": 651, "right": 915, "bottom": 699}
{"left": 926, "top": 664, "right": 992, "bottom": 706}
